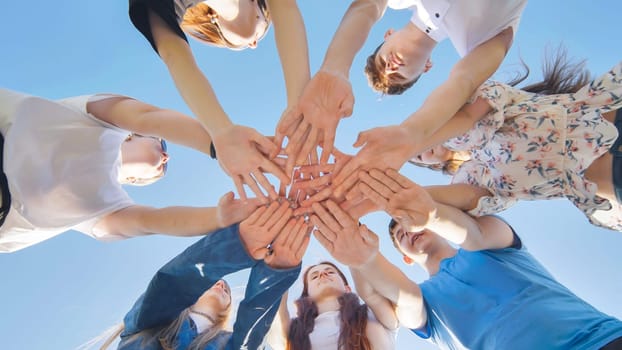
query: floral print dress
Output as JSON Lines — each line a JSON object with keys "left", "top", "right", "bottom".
{"left": 445, "top": 62, "right": 622, "bottom": 231}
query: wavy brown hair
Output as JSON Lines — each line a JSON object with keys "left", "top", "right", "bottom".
{"left": 181, "top": 0, "right": 270, "bottom": 49}
{"left": 287, "top": 262, "right": 372, "bottom": 350}
{"left": 364, "top": 43, "right": 419, "bottom": 95}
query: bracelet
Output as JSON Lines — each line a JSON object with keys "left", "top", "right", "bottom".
{"left": 209, "top": 141, "right": 217, "bottom": 160}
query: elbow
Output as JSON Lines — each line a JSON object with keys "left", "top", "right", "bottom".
{"left": 448, "top": 67, "right": 478, "bottom": 96}
{"left": 347, "top": 0, "right": 386, "bottom": 23}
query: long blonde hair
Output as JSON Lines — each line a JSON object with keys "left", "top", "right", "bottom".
{"left": 96, "top": 305, "right": 231, "bottom": 350}
{"left": 158, "top": 306, "right": 231, "bottom": 350}
{"left": 181, "top": 0, "right": 270, "bottom": 49}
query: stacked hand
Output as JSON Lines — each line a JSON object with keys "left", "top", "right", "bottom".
{"left": 358, "top": 168, "right": 438, "bottom": 232}
{"left": 310, "top": 200, "right": 379, "bottom": 268}
{"left": 274, "top": 70, "right": 354, "bottom": 175}
{"left": 212, "top": 124, "right": 289, "bottom": 202}
{"left": 239, "top": 199, "right": 312, "bottom": 268}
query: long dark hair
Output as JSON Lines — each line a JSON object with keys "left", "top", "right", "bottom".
{"left": 506, "top": 45, "right": 592, "bottom": 94}
{"left": 287, "top": 262, "right": 372, "bottom": 350}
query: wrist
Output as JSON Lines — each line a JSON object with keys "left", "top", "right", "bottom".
{"left": 318, "top": 66, "right": 350, "bottom": 80}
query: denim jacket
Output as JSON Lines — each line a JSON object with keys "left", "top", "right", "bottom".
{"left": 118, "top": 223, "right": 301, "bottom": 350}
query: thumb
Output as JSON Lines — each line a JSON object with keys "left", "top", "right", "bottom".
{"left": 352, "top": 130, "right": 369, "bottom": 148}
{"left": 219, "top": 191, "right": 235, "bottom": 205}
{"left": 360, "top": 224, "right": 378, "bottom": 245}
{"left": 339, "top": 93, "right": 354, "bottom": 118}
{"left": 277, "top": 105, "right": 302, "bottom": 134}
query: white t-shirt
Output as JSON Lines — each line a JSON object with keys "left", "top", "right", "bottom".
{"left": 0, "top": 91, "right": 134, "bottom": 252}
{"left": 387, "top": 0, "right": 527, "bottom": 57}
{"left": 308, "top": 310, "right": 397, "bottom": 349}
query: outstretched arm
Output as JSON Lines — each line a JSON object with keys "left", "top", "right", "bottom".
{"left": 94, "top": 192, "right": 262, "bottom": 239}
{"left": 267, "top": 0, "right": 310, "bottom": 106}
{"left": 87, "top": 96, "right": 213, "bottom": 155}
{"left": 401, "top": 29, "right": 513, "bottom": 145}
{"left": 310, "top": 200, "right": 424, "bottom": 329}
{"left": 349, "top": 267, "right": 399, "bottom": 330}
{"left": 266, "top": 292, "right": 290, "bottom": 350}
{"left": 147, "top": 10, "right": 289, "bottom": 200}
{"left": 424, "top": 184, "right": 491, "bottom": 212}
{"left": 320, "top": 0, "right": 388, "bottom": 76}
{"left": 331, "top": 35, "right": 505, "bottom": 197}
{"left": 275, "top": 0, "right": 388, "bottom": 170}
{"left": 359, "top": 168, "right": 514, "bottom": 251}
{"left": 354, "top": 253, "right": 426, "bottom": 330}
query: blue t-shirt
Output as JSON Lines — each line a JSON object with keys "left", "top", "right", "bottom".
{"left": 412, "top": 236, "right": 622, "bottom": 349}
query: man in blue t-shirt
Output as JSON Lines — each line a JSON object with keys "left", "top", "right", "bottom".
{"left": 310, "top": 168, "right": 622, "bottom": 350}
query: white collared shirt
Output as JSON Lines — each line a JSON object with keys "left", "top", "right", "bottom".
{"left": 388, "top": 0, "right": 528, "bottom": 57}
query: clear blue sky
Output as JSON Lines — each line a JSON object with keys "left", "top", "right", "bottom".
{"left": 0, "top": 1, "right": 620, "bottom": 349}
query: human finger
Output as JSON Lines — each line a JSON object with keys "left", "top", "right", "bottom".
{"left": 385, "top": 168, "right": 415, "bottom": 190}
{"left": 264, "top": 201, "right": 292, "bottom": 231}
{"left": 334, "top": 168, "right": 361, "bottom": 199}
{"left": 298, "top": 163, "right": 334, "bottom": 178}
{"left": 359, "top": 224, "right": 379, "bottom": 246}
{"left": 320, "top": 128, "right": 335, "bottom": 164}
{"left": 252, "top": 170, "right": 277, "bottom": 200}
{"left": 368, "top": 168, "right": 404, "bottom": 193}
{"left": 259, "top": 156, "right": 290, "bottom": 184}
{"left": 324, "top": 200, "right": 355, "bottom": 229}
{"left": 299, "top": 186, "right": 333, "bottom": 207}
{"left": 359, "top": 171, "right": 394, "bottom": 200}
{"left": 313, "top": 226, "right": 334, "bottom": 252}
{"left": 233, "top": 175, "right": 249, "bottom": 202}
{"left": 296, "top": 128, "right": 319, "bottom": 166}
{"left": 243, "top": 173, "right": 267, "bottom": 202}
{"left": 311, "top": 202, "right": 341, "bottom": 233}
{"left": 285, "top": 123, "right": 311, "bottom": 176}
{"left": 255, "top": 201, "right": 281, "bottom": 226}
{"left": 339, "top": 90, "right": 355, "bottom": 118}
{"left": 242, "top": 204, "right": 268, "bottom": 226}
{"left": 358, "top": 182, "right": 390, "bottom": 209}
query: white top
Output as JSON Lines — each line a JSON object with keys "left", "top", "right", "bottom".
{"left": 387, "top": 0, "right": 527, "bottom": 57}
{"left": 308, "top": 310, "right": 397, "bottom": 349}
{"left": 0, "top": 92, "right": 134, "bottom": 253}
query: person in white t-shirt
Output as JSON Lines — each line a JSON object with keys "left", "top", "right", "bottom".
{"left": 268, "top": 260, "right": 397, "bottom": 350}
{"left": 0, "top": 88, "right": 261, "bottom": 253}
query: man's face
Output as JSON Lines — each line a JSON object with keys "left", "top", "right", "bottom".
{"left": 374, "top": 28, "right": 429, "bottom": 85}
{"left": 392, "top": 223, "right": 433, "bottom": 259}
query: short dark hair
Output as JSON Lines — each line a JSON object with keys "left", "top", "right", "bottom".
{"left": 364, "top": 42, "right": 420, "bottom": 95}
{"left": 387, "top": 218, "right": 408, "bottom": 255}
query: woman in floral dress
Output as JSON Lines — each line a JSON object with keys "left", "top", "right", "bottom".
{"left": 409, "top": 57, "right": 622, "bottom": 231}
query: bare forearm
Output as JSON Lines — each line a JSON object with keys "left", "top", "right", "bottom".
{"left": 424, "top": 184, "right": 489, "bottom": 212}
{"left": 149, "top": 10, "right": 233, "bottom": 136}
{"left": 135, "top": 108, "right": 213, "bottom": 155}
{"left": 267, "top": 292, "right": 290, "bottom": 350}
{"left": 410, "top": 98, "right": 492, "bottom": 155}
{"left": 268, "top": 0, "right": 311, "bottom": 106}
{"left": 402, "top": 35, "right": 507, "bottom": 154}
{"left": 320, "top": 0, "right": 387, "bottom": 76}
{"left": 355, "top": 254, "right": 422, "bottom": 311}
{"left": 163, "top": 53, "right": 233, "bottom": 135}
{"left": 99, "top": 205, "right": 224, "bottom": 239}
{"left": 424, "top": 202, "right": 482, "bottom": 246}
{"left": 402, "top": 74, "right": 477, "bottom": 152}
{"left": 350, "top": 267, "right": 398, "bottom": 329}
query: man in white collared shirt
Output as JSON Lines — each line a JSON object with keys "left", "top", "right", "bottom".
{"left": 365, "top": 0, "right": 527, "bottom": 94}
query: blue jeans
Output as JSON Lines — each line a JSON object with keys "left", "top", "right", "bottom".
{"left": 119, "top": 224, "right": 300, "bottom": 350}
